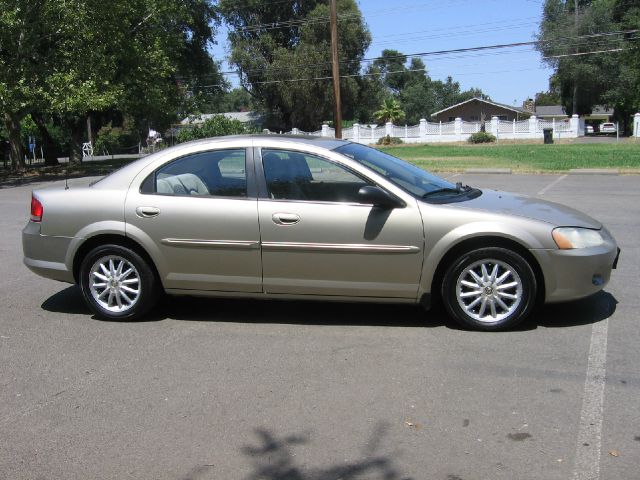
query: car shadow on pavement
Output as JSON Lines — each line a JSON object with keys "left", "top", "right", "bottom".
{"left": 532, "top": 291, "right": 617, "bottom": 329}
{"left": 41, "top": 286, "right": 617, "bottom": 331}
{"left": 41, "top": 285, "right": 90, "bottom": 315}
{"left": 156, "top": 295, "right": 449, "bottom": 328}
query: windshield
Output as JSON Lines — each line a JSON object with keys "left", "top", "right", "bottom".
{"left": 334, "top": 143, "right": 456, "bottom": 198}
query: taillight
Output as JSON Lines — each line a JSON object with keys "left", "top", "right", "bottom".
{"left": 30, "top": 195, "right": 43, "bottom": 222}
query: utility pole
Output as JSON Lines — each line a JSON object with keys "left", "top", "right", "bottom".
{"left": 330, "top": 0, "right": 342, "bottom": 139}
{"left": 572, "top": 0, "right": 579, "bottom": 115}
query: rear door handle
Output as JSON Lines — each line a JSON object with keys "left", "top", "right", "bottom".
{"left": 136, "top": 206, "right": 160, "bottom": 218}
{"left": 272, "top": 213, "right": 300, "bottom": 225}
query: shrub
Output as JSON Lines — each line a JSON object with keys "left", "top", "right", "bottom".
{"left": 468, "top": 132, "right": 496, "bottom": 144}
{"left": 176, "top": 115, "right": 251, "bottom": 143}
{"left": 94, "top": 118, "right": 138, "bottom": 155}
{"left": 376, "top": 134, "right": 404, "bottom": 146}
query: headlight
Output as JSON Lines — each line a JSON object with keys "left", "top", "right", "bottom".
{"left": 552, "top": 227, "right": 605, "bottom": 249}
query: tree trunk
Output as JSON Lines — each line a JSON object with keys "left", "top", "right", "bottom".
{"left": 69, "top": 118, "right": 84, "bottom": 165}
{"left": 30, "top": 112, "right": 60, "bottom": 166}
{"left": 3, "top": 112, "right": 26, "bottom": 172}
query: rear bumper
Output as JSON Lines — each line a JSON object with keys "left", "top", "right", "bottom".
{"left": 22, "top": 222, "right": 75, "bottom": 283}
{"left": 530, "top": 241, "right": 618, "bottom": 303}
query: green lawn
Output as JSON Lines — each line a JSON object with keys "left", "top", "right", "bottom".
{"left": 379, "top": 141, "right": 640, "bottom": 173}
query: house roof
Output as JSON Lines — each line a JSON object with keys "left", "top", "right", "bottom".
{"left": 180, "top": 111, "right": 262, "bottom": 125}
{"left": 534, "top": 105, "right": 614, "bottom": 117}
{"left": 534, "top": 105, "right": 567, "bottom": 117}
{"left": 431, "top": 97, "right": 526, "bottom": 117}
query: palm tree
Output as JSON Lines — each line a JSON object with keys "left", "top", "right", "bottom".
{"left": 374, "top": 98, "right": 405, "bottom": 124}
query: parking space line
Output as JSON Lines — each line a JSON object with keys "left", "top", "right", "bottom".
{"left": 537, "top": 174, "right": 567, "bottom": 196}
{"left": 572, "top": 319, "right": 609, "bottom": 480}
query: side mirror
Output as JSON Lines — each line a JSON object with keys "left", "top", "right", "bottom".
{"left": 357, "top": 186, "right": 404, "bottom": 209}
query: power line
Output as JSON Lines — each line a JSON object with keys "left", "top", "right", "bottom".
{"left": 191, "top": 30, "right": 636, "bottom": 80}
{"left": 194, "top": 46, "right": 633, "bottom": 89}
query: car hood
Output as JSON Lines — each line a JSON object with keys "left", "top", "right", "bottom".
{"left": 456, "top": 189, "right": 602, "bottom": 229}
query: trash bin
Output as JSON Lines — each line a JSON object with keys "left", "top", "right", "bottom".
{"left": 543, "top": 128, "right": 553, "bottom": 144}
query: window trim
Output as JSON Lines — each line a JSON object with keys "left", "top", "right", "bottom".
{"left": 254, "top": 147, "right": 391, "bottom": 205}
{"left": 139, "top": 147, "right": 257, "bottom": 199}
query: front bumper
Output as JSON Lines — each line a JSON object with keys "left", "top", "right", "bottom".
{"left": 530, "top": 241, "right": 619, "bottom": 303}
{"left": 22, "top": 222, "right": 75, "bottom": 283}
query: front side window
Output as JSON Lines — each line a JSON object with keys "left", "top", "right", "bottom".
{"left": 149, "top": 149, "right": 247, "bottom": 197}
{"left": 334, "top": 143, "right": 456, "bottom": 198}
{"left": 261, "top": 149, "right": 370, "bottom": 203}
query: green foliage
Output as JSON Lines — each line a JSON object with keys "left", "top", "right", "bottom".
{"left": 94, "top": 118, "right": 138, "bottom": 155}
{"left": 219, "top": 0, "right": 371, "bottom": 131}
{"left": 374, "top": 98, "right": 405, "bottom": 124}
{"left": 216, "top": 88, "right": 255, "bottom": 113}
{"left": 537, "top": 0, "right": 625, "bottom": 115}
{"left": 468, "top": 132, "right": 497, "bottom": 144}
{"left": 376, "top": 135, "right": 404, "bottom": 146}
{"left": 0, "top": 0, "right": 224, "bottom": 169}
{"left": 536, "top": 0, "right": 640, "bottom": 132}
{"left": 534, "top": 87, "right": 562, "bottom": 106}
{"left": 176, "top": 115, "right": 251, "bottom": 143}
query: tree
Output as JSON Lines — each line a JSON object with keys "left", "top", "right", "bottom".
{"left": 537, "top": 0, "right": 623, "bottom": 115}
{"left": 219, "top": 0, "right": 371, "bottom": 131}
{"left": 374, "top": 98, "right": 405, "bottom": 124}
{"left": 217, "top": 88, "right": 256, "bottom": 113}
{"left": 537, "top": 0, "right": 640, "bottom": 131}
{"left": 353, "top": 65, "right": 387, "bottom": 123}
{"left": 610, "top": 0, "right": 640, "bottom": 131}
{"left": 534, "top": 84, "right": 562, "bottom": 105}
{"left": 0, "top": 0, "right": 223, "bottom": 169}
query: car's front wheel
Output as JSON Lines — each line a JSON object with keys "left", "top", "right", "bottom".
{"left": 79, "top": 244, "right": 160, "bottom": 321}
{"left": 442, "top": 247, "right": 537, "bottom": 331}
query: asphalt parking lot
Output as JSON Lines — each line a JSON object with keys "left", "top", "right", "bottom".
{"left": 1, "top": 173, "right": 638, "bottom": 480}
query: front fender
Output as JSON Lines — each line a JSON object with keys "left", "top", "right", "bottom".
{"left": 420, "top": 221, "right": 547, "bottom": 296}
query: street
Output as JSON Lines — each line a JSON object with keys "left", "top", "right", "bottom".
{"left": 1, "top": 173, "right": 638, "bottom": 480}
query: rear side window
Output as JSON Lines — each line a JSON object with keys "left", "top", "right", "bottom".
{"left": 142, "top": 149, "right": 247, "bottom": 198}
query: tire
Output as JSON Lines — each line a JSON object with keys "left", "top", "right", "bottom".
{"left": 79, "top": 244, "right": 160, "bottom": 321}
{"left": 441, "top": 247, "right": 537, "bottom": 331}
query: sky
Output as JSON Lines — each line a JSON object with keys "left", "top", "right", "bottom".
{"left": 210, "top": 0, "right": 554, "bottom": 108}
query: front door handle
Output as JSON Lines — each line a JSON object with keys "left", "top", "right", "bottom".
{"left": 272, "top": 213, "right": 300, "bottom": 225}
{"left": 136, "top": 206, "right": 160, "bottom": 218}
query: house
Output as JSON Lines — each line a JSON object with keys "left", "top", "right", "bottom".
{"left": 431, "top": 98, "right": 529, "bottom": 123}
{"left": 432, "top": 97, "right": 615, "bottom": 126}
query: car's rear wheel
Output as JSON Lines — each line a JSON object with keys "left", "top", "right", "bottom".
{"left": 441, "top": 247, "right": 536, "bottom": 331}
{"left": 79, "top": 244, "right": 160, "bottom": 320}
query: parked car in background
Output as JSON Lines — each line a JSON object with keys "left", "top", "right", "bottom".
{"left": 585, "top": 125, "right": 594, "bottom": 134}
{"left": 600, "top": 122, "right": 617, "bottom": 134}
{"left": 23, "top": 135, "right": 620, "bottom": 331}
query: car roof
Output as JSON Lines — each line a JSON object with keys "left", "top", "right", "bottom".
{"left": 182, "top": 134, "right": 351, "bottom": 150}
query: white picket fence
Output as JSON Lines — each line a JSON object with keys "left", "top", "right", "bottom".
{"left": 273, "top": 115, "right": 585, "bottom": 144}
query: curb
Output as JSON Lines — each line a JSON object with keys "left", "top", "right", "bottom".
{"left": 568, "top": 169, "right": 619, "bottom": 175}
{"left": 464, "top": 168, "right": 512, "bottom": 174}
